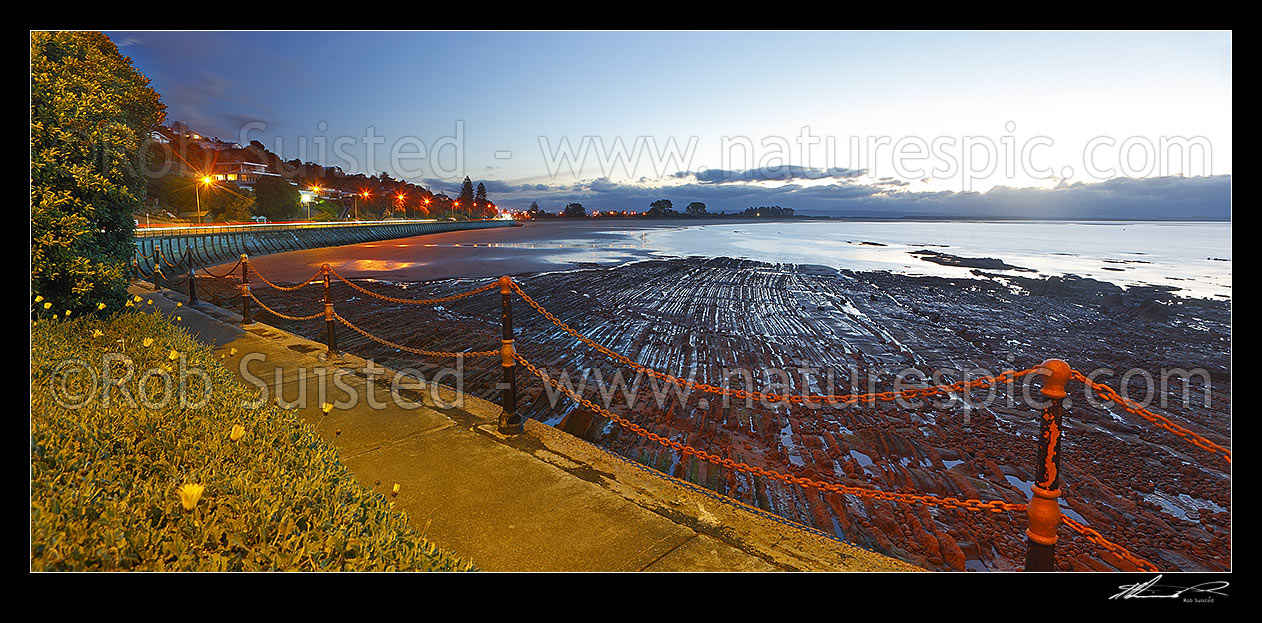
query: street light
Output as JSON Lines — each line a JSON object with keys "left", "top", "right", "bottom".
{"left": 357, "top": 190, "right": 370, "bottom": 221}
{"left": 196, "top": 176, "right": 214, "bottom": 224}
{"left": 307, "top": 185, "right": 323, "bottom": 220}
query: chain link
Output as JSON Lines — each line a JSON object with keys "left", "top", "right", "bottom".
{"left": 244, "top": 288, "right": 325, "bottom": 321}
{"left": 192, "top": 254, "right": 243, "bottom": 279}
{"left": 516, "top": 350, "right": 1025, "bottom": 513}
{"left": 249, "top": 263, "right": 325, "bottom": 291}
{"left": 333, "top": 311, "right": 499, "bottom": 358}
{"left": 326, "top": 266, "right": 498, "bottom": 305}
{"left": 1071, "top": 369, "right": 1231, "bottom": 464}
{"left": 1060, "top": 516, "right": 1159, "bottom": 572}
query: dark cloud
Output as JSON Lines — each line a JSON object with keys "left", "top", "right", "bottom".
{"left": 675, "top": 166, "right": 867, "bottom": 185}
{"left": 480, "top": 174, "right": 1231, "bottom": 220}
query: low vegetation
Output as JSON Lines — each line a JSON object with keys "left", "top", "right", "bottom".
{"left": 31, "top": 309, "right": 473, "bottom": 571}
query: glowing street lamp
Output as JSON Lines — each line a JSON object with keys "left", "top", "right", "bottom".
{"left": 196, "top": 175, "right": 214, "bottom": 224}
{"left": 356, "top": 190, "right": 370, "bottom": 220}
{"left": 308, "top": 185, "right": 323, "bottom": 220}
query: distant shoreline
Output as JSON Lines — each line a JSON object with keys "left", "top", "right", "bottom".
{"left": 530, "top": 215, "right": 1231, "bottom": 224}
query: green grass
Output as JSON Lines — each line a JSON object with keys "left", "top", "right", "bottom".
{"left": 31, "top": 310, "right": 474, "bottom": 571}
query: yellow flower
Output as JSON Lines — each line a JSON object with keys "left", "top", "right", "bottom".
{"left": 43, "top": 302, "right": 51, "bottom": 309}
{"left": 125, "top": 300, "right": 134, "bottom": 308}
{"left": 97, "top": 302, "right": 106, "bottom": 310}
{"left": 167, "top": 349, "right": 180, "bottom": 361}
{"left": 229, "top": 348, "right": 238, "bottom": 356}
{"left": 35, "top": 295, "right": 43, "bottom": 303}
{"left": 321, "top": 402, "right": 333, "bottom": 415}
{"left": 143, "top": 337, "right": 154, "bottom": 347}
{"left": 176, "top": 302, "right": 182, "bottom": 308}
{"left": 133, "top": 295, "right": 142, "bottom": 302}
{"left": 64, "top": 310, "right": 71, "bottom": 316}
{"left": 177, "top": 483, "right": 205, "bottom": 511}
{"left": 91, "top": 329, "right": 104, "bottom": 339}
{"left": 229, "top": 424, "right": 245, "bottom": 442}
{"left": 392, "top": 483, "right": 400, "bottom": 496}
{"left": 146, "top": 299, "right": 153, "bottom": 306}
{"left": 175, "top": 316, "right": 182, "bottom": 322}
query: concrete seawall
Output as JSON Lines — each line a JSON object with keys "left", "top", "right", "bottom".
{"left": 133, "top": 219, "right": 517, "bottom": 274}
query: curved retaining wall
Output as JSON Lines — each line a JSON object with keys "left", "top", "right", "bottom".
{"left": 133, "top": 219, "right": 517, "bottom": 273}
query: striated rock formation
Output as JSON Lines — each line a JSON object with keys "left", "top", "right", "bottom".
{"left": 202, "top": 256, "right": 1231, "bottom": 572}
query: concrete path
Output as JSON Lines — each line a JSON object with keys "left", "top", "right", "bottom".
{"left": 129, "top": 281, "right": 920, "bottom": 572}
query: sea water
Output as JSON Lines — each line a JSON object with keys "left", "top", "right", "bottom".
{"left": 642, "top": 220, "right": 1231, "bottom": 299}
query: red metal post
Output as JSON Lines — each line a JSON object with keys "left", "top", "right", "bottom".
{"left": 498, "top": 276, "right": 522, "bottom": 435}
{"left": 240, "top": 254, "right": 251, "bottom": 324}
{"left": 187, "top": 244, "right": 198, "bottom": 305}
{"left": 1025, "top": 358, "right": 1070, "bottom": 571}
{"left": 323, "top": 265, "right": 338, "bottom": 358}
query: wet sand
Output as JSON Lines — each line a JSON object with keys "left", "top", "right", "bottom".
{"left": 234, "top": 219, "right": 716, "bottom": 283}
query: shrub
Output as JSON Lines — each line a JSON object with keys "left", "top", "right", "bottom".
{"left": 31, "top": 310, "right": 473, "bottom": 571}
{"left": 31, "top": 32, "right": 165, "bottom": 316}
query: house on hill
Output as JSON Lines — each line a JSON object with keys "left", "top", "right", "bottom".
{"left": 211, "top": 161, "right": 281, "bottom": 192}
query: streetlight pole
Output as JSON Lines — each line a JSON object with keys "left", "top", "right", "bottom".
{"left": 196, "top": 176, "right": 213, "bottom": 224}
{"left": 309, "top": 186, "right": 322, "bottom": 221}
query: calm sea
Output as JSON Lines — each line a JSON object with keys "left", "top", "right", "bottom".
{"left": 638, "top": 221, "right": 1231, "bottom": 299}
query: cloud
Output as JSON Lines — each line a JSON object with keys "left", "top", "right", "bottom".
{"left": 475, "top": 173, "right": 1231, "bottom": 220}
{"left": 674, "top": 166, "right": 867, "bottom": 185}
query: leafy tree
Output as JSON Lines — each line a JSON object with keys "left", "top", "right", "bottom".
{"left": 563, "top": 202, "right": 586, "bottom": 218}
{"left": 31, "top": 31, "right": 165, "bottom": 315}
{"left": 685, "top": 201, "right": 708, "bottom": 216}
{"left": 743, "top": 205, "right": 795, "bottom": 217}
{"left": 218, "top": 193, "right": 255, "bottom": 222}
{"left": 458, "top": 176, "right": 475, "bottom": 216}
{"left": 252, "top": 176, "right": 301, "bottom": 221}
{"left": 648, "top": 199, "right": 674, "bottom": 217}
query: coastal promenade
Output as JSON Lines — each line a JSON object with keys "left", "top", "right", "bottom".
{"left": 133, "top": 219, "right": 517, "bottom": 277}
{"left": 128, "top": 279, "right": 919, "bottom": 572}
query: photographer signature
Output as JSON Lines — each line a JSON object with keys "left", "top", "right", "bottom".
{"left": 1110, "top": 575, "right": 1229, "bottom": 600}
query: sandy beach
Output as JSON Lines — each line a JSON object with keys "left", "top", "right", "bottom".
{"left": 235, "top": 219, "right": 695, "bottom": 283}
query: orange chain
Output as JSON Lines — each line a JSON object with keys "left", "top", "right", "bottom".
{"left": 518, "top": 350, "right": 1162, "bottom": 571}
{"left": 249, "top": 263, "right": 325, "bottom": 292}
{"left": 515, "top": 350, "right": 1023, "bottom": 513}
{"left": 333, "top": 311, "right": 499, "bottom": 358}
{"left": 195, "top": 256, "right": 242, "bottom": 279}
{"left": 244, "top": 288, "right": 325, "bottom": 321}
{"left": 1071, "top": 369, "right": 1231, "bottom": 464}
{"left": 327, "top": 266, "right": 498, "bottom": 305}
{"left": 510, "top": 279, "right": 1037, "bottom": 404}
{"left": 1061, "top": 516, "right": 1159, "bottom": 572}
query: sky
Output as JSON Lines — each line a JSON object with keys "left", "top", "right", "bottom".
{"left": 109, "top": 30, "right": 1233, "bottom": 217}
